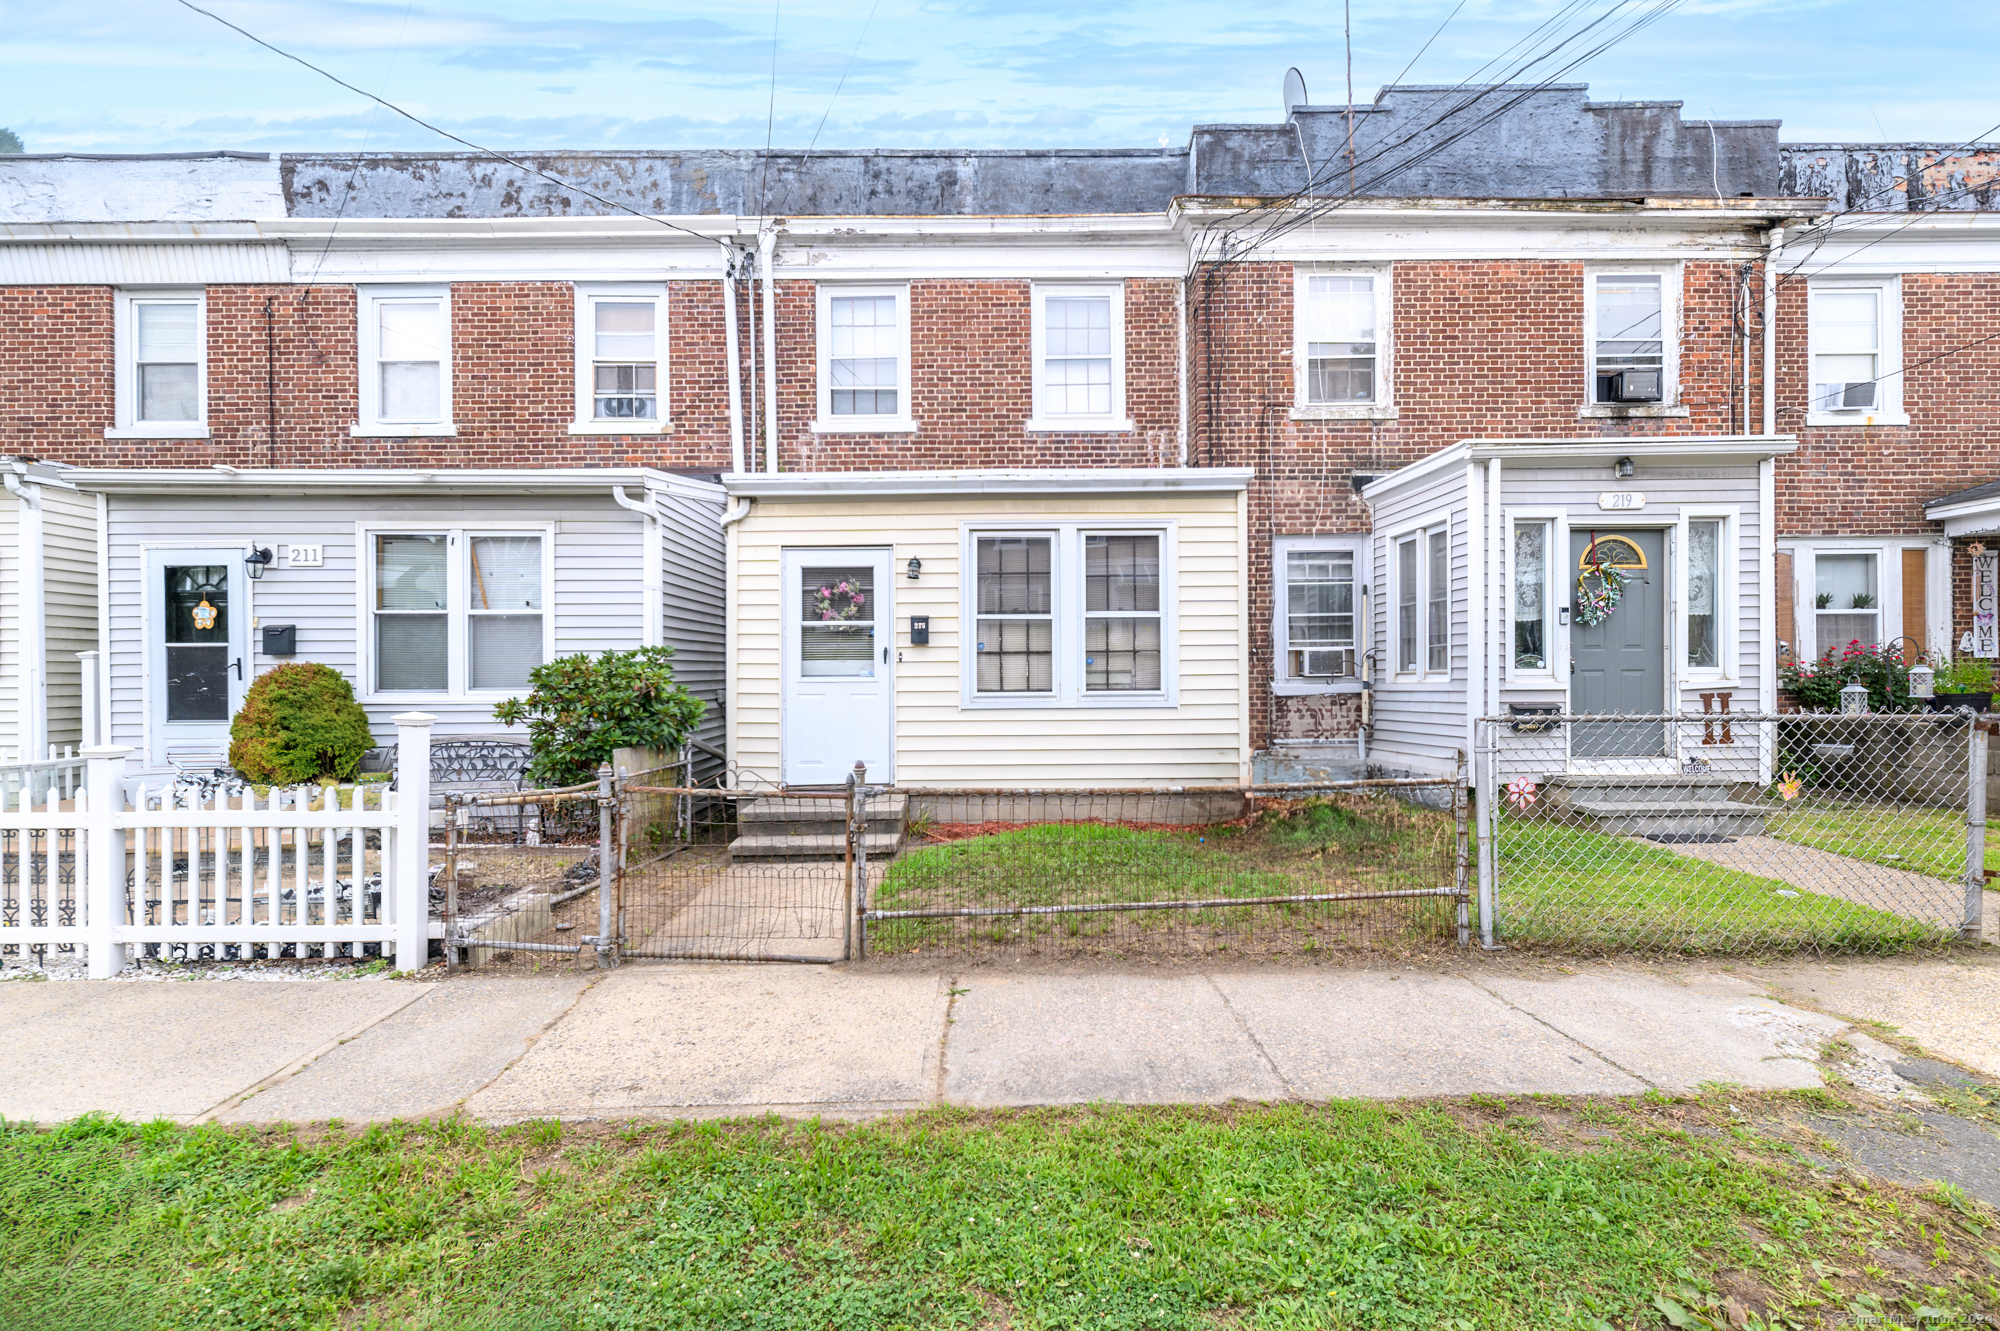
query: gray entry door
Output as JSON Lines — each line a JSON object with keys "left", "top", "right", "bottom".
{"left": 1569, "top": 528, "right": 1666, "bottom": 758}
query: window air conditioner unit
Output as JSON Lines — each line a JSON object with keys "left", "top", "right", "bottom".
{"left": 1301, "top": 648, "right": 1346, "bottom": 677}
{"left": 1606, "top": 369, "right": 1663, "bottom": 403}
{"left": 1818, "top": 380, "right": 1877, "bottom": 411}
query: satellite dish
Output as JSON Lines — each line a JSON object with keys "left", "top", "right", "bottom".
{"left": 1283, "top": 67, "right": 1308, "bottom": 115}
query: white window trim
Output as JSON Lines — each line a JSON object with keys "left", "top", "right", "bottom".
{"left": 1384, "top": 510, "right": 1453, "bottom": 684}
{"left": 1025, "top": 281, "right": 1133, "bottom": 433}
{"left": 1806, "top": 275, "right": 1908, "bottom": 427}
{"left": 1677, "top": 507, "right": 1740, "bottom": 685}
{"left": 1272, "top": 534, "right": 1367, "bottom": 696}
{"left": 1784, "top": 537, "right": 1951, "bottom": 663}
{"left": 1289, "top": 266, "right": 1397, "bottom": 422}
{"left": 352, "top": 285, "right": 456, "bottom": 438}
{"left": 1579, "top": 264, "right": 1688, "bottom": 419}
{"left": 811, "top": 282, "right": 916, "bottom": 435}
{"left": 1502, "top": 510, "right": 1567, "bottom": 687}
{"left": 354, "top": 521, "right": 554, "bottom": 703}
{"left": 108, "top": 288, "right": 210, "bottom": 439}
{"left": 958, "top": 519, "right": 1178, "bottom": 709}
{"left": 570, "top": 283, "right": 671, "bottom": 435}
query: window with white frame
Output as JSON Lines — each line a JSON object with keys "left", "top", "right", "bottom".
{"left": 1589, "top": 271, "right": 1670, "bottom": 405}
{"left": 357, "top": 288, "right": 452, "bottom": 434}
{"left": 1393, "top": 522, "right": 1450, "bottom": 677}
{"left": 1396, "top": 536, "right": 1419, "bottom": 674}
{"left": 1277, "top": 542, "right": 1359, "bottom": 682}
{"left": 1809, "top": 279, "right": 1901, "bottom": 420}
{"left": 112, "top": 290, "right": 206, "bottom": 436}
{"left": 574, "top": 287, "right": 665, "bottom": 428}
{"left": 968, "top": 526, "right": 1170, "bottom": 704}
{"left": 1511, "top": 521, "right": 1550, "bottom": 672}
{"left": 370, "top": 528, "right": 546, "bottom": 695}
{"left": 1426, "top": 527, "right": 1450, "bottom": 673}
{"left": 1028, "top": 284, "right": 1128, "bottom": 430}
{"left": 814, "top": 284, "right": 913, "bottom": 431}
{"left": 1687, "top": 518, "right": 1724, "bottom": 670}
{"left": 1814, "top": 550, "right": 1879, "bottom": 657}
{"left": 1295, "top": 271, "right": 1386, "bottom": 407}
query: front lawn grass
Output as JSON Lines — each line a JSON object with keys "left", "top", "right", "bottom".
{"left": 5, "top": 1095, "right": 1997, "bottom": 1330}
{"left": 1770, "top": 799, "right": 2000, "bottom": 882}
{"left": 1495, "top": 820, "right": 1952, "bottom": 953}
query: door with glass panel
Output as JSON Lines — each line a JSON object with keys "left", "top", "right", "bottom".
{"left": 148, "top": 550, "right": 246, "bottom": 767}
{"left": 782, "top": 549, "right": 892, "bottom": 785}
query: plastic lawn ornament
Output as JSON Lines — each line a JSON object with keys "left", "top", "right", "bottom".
{"left": 1505, "top": 777, "right": 1538, "bottom": 811}
{"left": 1573, "top": 537, "right": 1626, "bottom": 627}
{"left": 1776, "top": 772, "right": 1802, "bottom": 802}
{"left": 813, "top": 580, "right": 867, "bottom": 622}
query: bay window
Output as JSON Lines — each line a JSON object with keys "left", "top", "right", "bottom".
{"left": 370, "top": 527, "right": 547, "bottom": 695}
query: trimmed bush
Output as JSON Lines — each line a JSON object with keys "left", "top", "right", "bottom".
{"left": 227, "top": 663, "right": 376, "bottom": 785}
{"left": 493, "top": 647, "right": 705, "bottom": 789}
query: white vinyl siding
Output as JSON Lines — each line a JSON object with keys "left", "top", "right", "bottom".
{"left": 0, "top": 484, "right": 100, "bottom": 757}
{"left": 730, "top": 492, "right": 1244, "bottom": 788}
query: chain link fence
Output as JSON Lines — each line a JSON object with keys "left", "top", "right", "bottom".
{"left": 1475, "top": 712, "right": 1989, "bottom": 954}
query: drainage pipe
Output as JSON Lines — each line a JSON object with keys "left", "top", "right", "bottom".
{"left": 610, "top": 485, "right": 662, "bottom": 648}
{"left": 1762, "top": 225, "right": 1785, "bottom": 436}
{"left": 2, "top": 471, "right": 46, "bottom": 759}
{"left": 722, "top": 248, "right": 746, "bottom": 475}
{"left": 759, "top": 227, "right": 780, "bottom": 474}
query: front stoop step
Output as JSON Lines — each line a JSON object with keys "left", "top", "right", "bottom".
{"left": 729, "top": 792, "right": 909, "bottom": 860}
{"left": 1540, "top": 776, "right": 1768, "bottom": 839}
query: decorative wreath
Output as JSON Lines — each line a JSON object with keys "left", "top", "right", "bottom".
{"left": 1573, "top": 539, "right": 1628, "bottom": 627}
{"left": 813, "top": 580, "right": 867, "bottom": 623}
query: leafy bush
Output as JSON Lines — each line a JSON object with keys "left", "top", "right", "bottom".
{"left": 1778, "top": 640, "right": 1912, "bottom": 712}
{"left": 493, "top": 647, "right": 704, "bottom": 789}
{"left": 1934, "top": 654, "right": 1995, "bottom": 694}
{"left": 228, "top": 663, "right": 376, "bottom": 784}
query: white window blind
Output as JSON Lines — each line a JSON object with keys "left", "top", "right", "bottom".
{"left": 135, "top": 301, "right": 200, "bottom": 422}
{"left": 1303, "top": 276, "right": 1376, "bottom": 404}
{"left": 378, "top": 300, "right": 444, "bottom": 422}
{"left": 1043, "top": 296, "right": 1113, "bottom": 416}
{"left": 1427, "top": 528, "right": 1450, "bottom": 674}
{"left": 1812, "top": 289, "right": 1881, "bottom": 412}
{"left": 1815, "top": 551, "right": 1879, "bottom": 657}
{"left": 592, "top": 300, "right": 657, "bottom": 419}
{"left": 799, "top": 564, "right": 878, "bottom": 677}
{"left": 829, "top": 295, "right": 898, "bottom": 416}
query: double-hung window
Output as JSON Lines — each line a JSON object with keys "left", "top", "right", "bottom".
{"left": 1293, "top": 269, "right": 1391, "bottom": 416}
{"left": 356, "top": 287, "right": 453, "bottom": 436}
{"left": 968, "top": 525, "right": 1171, "bottom": 705}
{"left": 1027, "top": 283, "right": 1129, "bottom": 431}
{"left": 1274, "top": 536, "right": 1362, "bottom": 688}
{"left": 111, "top": 290, "right": 207, "bottom": 438}
{"left": 573, "top": 285, "right": 666, "bottom": 431}
{"left": 1393, "top": 522, "right": 1450, "bottom": 678}
{"left": 813, "top": 284, "right": 914, "bottom": 432}
{"left": 1586, "top": 269, "right": 1678, "bottom": 410}
{"left": 1809, "top": 278, "right": 1903, "bottom": 424}
{"left": 1814, "top": 550, "right": 1879, "bottom": 657}
{"left": 369, "top": 527, "right": 547, "bottom": 696}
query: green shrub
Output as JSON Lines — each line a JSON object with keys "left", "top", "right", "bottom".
{"left": 492, "top": 647, "right": 704, "bottom": 789}
{"left": 1778, "top": 640, "right": 1912, "bottom": 712}
{"left": 227, "top": 663, "right": 376, "bottom": 784}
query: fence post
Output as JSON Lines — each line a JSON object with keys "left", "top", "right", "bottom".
{"left": 843, "top": 769, "right": 857, "bottom": 961}
{"left": 1453, "top": 755, "right": 1471, "bottom": 948}
{"left": 596, "top": 762, "right": 617, "bottom": 969}
{"left": 1475, "top": 723, "right": 1498, "bottom": 950}
{"left": 81, "top": 744, "right": 131, "bottom": 979}
{"left": 852, "top": 760, "right": 869, "bottom": 961}
{"left": 77, "top": 651, "right": 101, "bottom": 749}
{"left": 391, "top": 713, "right": 435, "bottom": 973}
{"left": 1967, "top": 719, "right": 1989, "bottom": 941}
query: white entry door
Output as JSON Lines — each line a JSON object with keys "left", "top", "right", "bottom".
{"left": 782, "top": 548, "right": 893, "bottom": 786}
{"left": 148, "top": 549, "right": 250, "bottom": 769}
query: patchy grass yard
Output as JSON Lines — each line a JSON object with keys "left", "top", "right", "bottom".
{"left": 1769, "top": 800, "right": 1998, "bottom": 883}
{"left": 4, "top": 1094, "right": 1997, "bottom": 1330}
{"left": 1493, "top": 821, "right": 1953, "bottom": 953}
{"left": 870, "top": 797, "right": 1459, "bottom": 955}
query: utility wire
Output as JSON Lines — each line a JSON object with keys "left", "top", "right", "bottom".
{"left": 1385, "top": 0, "right": 1471, "bottom": 92}
{"left": 759, "top": 0, "right": 782, "bottom": 214}
{"left": 776, "top": 0, "right": 884, "bottom": 218}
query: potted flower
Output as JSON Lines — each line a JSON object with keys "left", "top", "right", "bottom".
{"left": 1931, "top": 656, "right": 1995, "bottom": 713}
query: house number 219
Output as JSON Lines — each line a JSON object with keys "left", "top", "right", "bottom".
{"left": 1596, "top": 492, "right": 1646, "bottom": 511}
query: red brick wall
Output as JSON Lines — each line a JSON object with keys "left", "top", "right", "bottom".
{"left": 1, "top": 286, "right": 113, "bottom": 453}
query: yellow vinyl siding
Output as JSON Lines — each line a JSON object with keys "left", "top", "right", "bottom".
{"left": 731, "top": 492, "right": 1245, "bottom": 789}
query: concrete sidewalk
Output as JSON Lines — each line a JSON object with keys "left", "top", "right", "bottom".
{"left": 8, "top": 956, "right": 1975, "bottom": 1126}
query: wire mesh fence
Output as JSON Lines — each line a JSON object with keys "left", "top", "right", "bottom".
{"left": 1476, "top": 712, "right": 1988, "bottom": 954}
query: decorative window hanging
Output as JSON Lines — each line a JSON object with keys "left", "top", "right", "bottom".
{"left": 1573, "top": 534, "right": 1631, "bottom": 627}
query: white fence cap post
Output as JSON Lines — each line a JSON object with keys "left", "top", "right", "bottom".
{"left": 389, "top": 713, "right": 435, "bottom": 972}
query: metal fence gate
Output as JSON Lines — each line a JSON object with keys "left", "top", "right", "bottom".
{"left": 1474, "top": 711, "right": 1990, "bottom": 954}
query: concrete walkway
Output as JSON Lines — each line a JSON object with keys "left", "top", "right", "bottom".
{"left": 6, "top": 957, "right": 1965, "bottom": 1126}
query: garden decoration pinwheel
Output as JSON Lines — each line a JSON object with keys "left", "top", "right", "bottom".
{"left": 1573, "top": 535, "right": 1627, "bottom": 627}
{"left": 1505, "top": 777, "right": 1539, "bottom": 812}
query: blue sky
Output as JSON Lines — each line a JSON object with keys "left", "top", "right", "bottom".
{"left": 4, "top": 0, "right": 1996, "bottom": 155}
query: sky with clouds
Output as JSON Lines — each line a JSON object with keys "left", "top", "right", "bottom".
{"left": 3, "top": 0, "right": 1996, "bottom": 156}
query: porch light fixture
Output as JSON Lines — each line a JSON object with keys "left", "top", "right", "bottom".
{"left": 1909, "top": 662, "right": 1935, "bottom": 700}
{"left": 907, "top": 557, "right": 922, "bottom": 580}
{"left": 244, "top": 546, "right": 273, "bottom": 580}
{"left": 1839, "top": 680, "right": 1869, "bottom": 715}
{"left": 1614, "top": 457, "right": 1636, "bottom": 479}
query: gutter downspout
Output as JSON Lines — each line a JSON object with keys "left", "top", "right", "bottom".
{"left": 1762, "top": 225, "right": 1785, "bottom": 436}
{"left": 720, "top": 495, "right": 750, "bottom": 789}
{"left": 1486, "top": 454, "right": 1503, "bottom": 725}
{"left": 1175, "top": 278, "right": 1189, "bottom": 466}
{"left": 722, "top": 247, "right": 746, "bottom": 475}
{"left": 611, "top": 485, "right": 663, "bottom": 649}
{"left": 759, "top": 228, "right": 780, "bottom": 474}
{"left": 1466, "top": 460, "right": 1484, "bottom": 767}
{"left": 3, "top": 471, "right": 47, "bottom": 760}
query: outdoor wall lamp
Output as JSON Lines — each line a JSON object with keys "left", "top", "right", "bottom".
{"left": 244, "top": 546, "right": 273, "bottom": 580}
{"left": 1614, "top": 456, "right": 1636, "bottom": 479}
{"left": 907, "top": 557, "right": 922, "bottom": 580}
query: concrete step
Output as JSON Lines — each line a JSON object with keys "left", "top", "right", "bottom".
{"left": 728, "top": 830, "right": 905, "bottom": 861}
{"left": 1543, "top": 776, "right": 1749, "bottom": 807}
{"left": 1563, "top": 798, "right": 1769, "bottom": 838}
{"left": 739, "top": 793, "right": 907, "bottom": 837}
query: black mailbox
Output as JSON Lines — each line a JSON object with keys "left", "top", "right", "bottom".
{"left": 262, "top": 624, "right": 297, "bottom": 656}
{"left": 909, "top": 615, "right": 930, "bottom": 645}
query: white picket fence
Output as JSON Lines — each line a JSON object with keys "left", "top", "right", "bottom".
{"left": 0, "top": 714, "right": 436, "bottom": 977}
